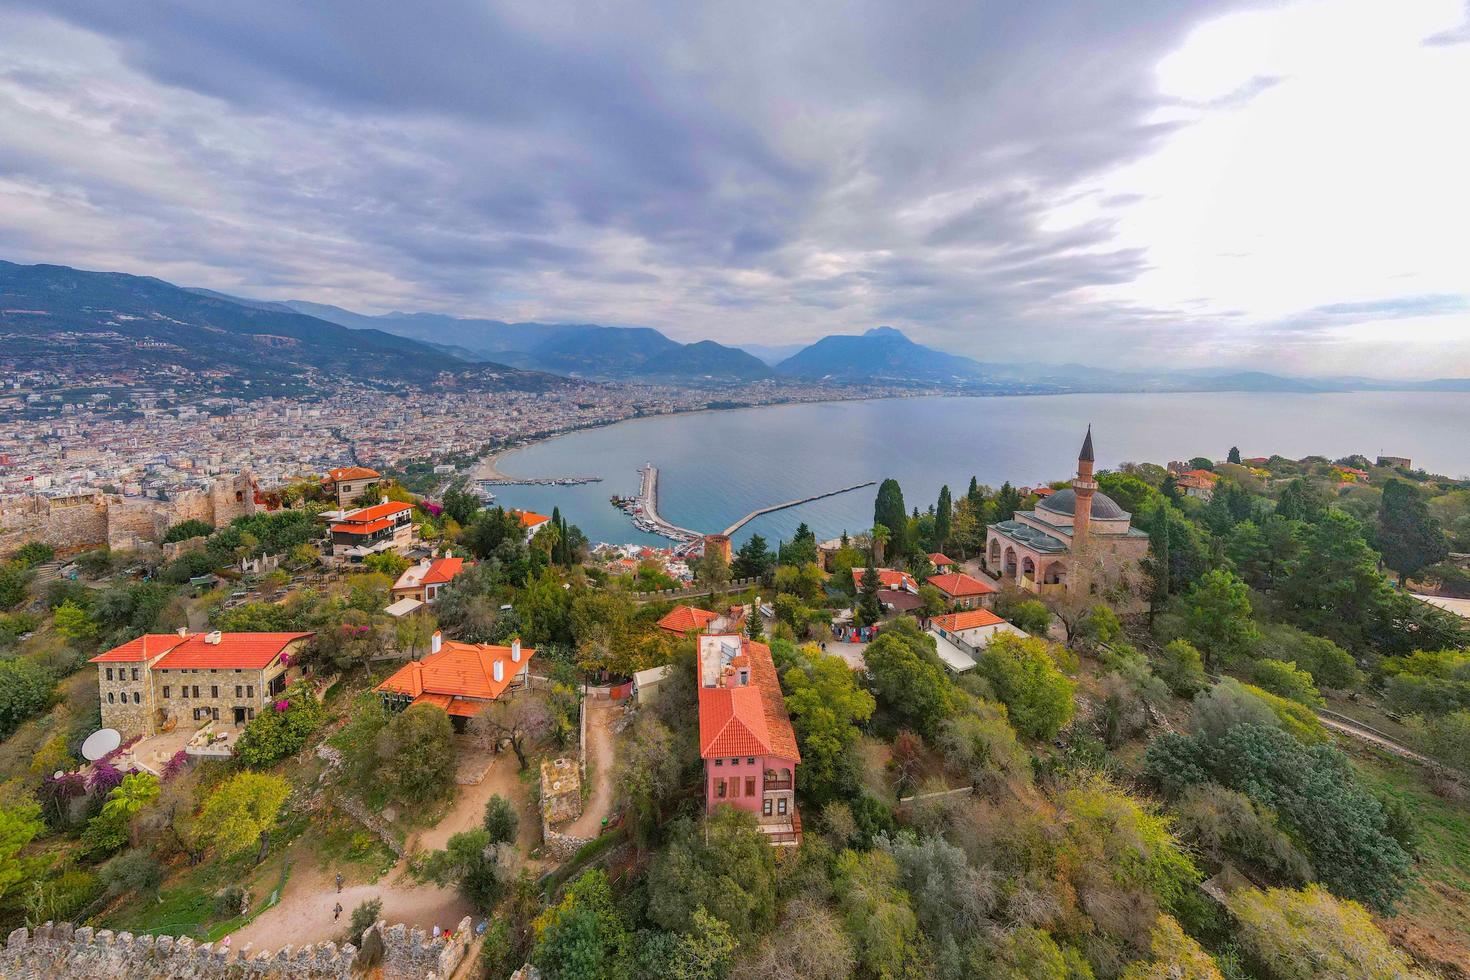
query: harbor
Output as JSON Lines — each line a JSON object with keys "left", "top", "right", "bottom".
{"left": 613, "top": 462, "right": 876, "bottom": 550}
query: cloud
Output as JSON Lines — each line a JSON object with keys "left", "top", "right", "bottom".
{"left": 0, "top": 0, "right": 1465, "bottom": 376}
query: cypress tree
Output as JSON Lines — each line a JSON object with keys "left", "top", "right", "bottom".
{"left": 873, "top": 479, "right": 909, "bottom": 559}
{"left": 935, "top": 485, "right": 952, "bottom": 551}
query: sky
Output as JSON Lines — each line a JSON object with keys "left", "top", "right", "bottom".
{"left": 0, "top": 0, "right": 1467, "bottom": 377}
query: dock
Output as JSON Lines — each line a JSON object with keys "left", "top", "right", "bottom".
{"left": 616, "top": 463, "right": 874, "bottom": 547}
{"left": 720, "top": 481, "right": 876, "bottom": 536}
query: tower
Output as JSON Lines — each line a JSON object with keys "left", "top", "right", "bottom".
{"left": 1073, "top": 425, "right": 1096, "bottom": 552}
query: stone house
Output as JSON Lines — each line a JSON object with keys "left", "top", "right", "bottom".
{"left": 925, "top": 570, "right": 998, "bottom": 610}
{"left": 90, "top": 631, "right": 312, "bottom": 739}
{"left": 322, "top": 466, "right": 382, "bottom": 509}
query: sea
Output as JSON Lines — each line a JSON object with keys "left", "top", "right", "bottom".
{"left": 484, "top": 392, "right": 1470, "bottom": 549}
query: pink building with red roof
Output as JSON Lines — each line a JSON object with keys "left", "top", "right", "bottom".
{"left": 698, "top": 634, "right": 801, "bottom": 845}
{"left": 89, "top": 630, "right": 312, "bottom": 739}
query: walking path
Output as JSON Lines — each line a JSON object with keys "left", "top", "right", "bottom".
{"left": 565, "top": 700, "right": 620, "bottom": 838}
{"left": 720, "top": 481, "right": 876, "bottom": 537}
{"left": 1316, "top": 711, "right": 1436, "bottom": 766}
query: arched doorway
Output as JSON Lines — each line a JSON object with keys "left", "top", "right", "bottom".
{"left": 1003, "top": 547, "right": 1017, "bottom": 578}
{"left": 1021, "top": 556, "right": 1036, "bottom": 582}
{"left": 1042, "top": 561, "right": 1067, "bottom": 586}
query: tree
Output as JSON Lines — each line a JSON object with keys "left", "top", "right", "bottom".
{"left": 346, "top": 896, "right": 384, "bottom": 945}
{"left": 1002, "top": 598, "right": 1052, "bottom": 636}
{"left": 1377, "top": 479, "right": 1447, "bottom": 581}
{"left": 732, "top": 534, "right": 775, "bottom": 582}
{"left": 1228, "top": 516, "right": 1304, "bottom": 590}
{"left": 833, "top": 848, "right": 925, "bottom": 979}
{"left": 975, "top": 633, "right": 1075, "bottom": 740}
{"left": 1182, "top": 569, "right": 1258, "bottom": 672}
{"left": 53, "top": 599, "right": 98, "bottom": 642}
{"left": 471, "top": 692, "right": 553, "bottom": 771}
{"left": 196, "top": 772, "right": 291, "bottom": 861}
{"left": 234, "top": 682, "right": 326, "bottom": 766}
{"left": 380, "top": 703, "right": 457, "bottom": 803}
{"left": 1251, "top": 659, "right": 1323, "bottom": 708}
{"left": 1122, "top": 915, "right": 1223, "bottom": 979}
{"left": 745, "top": 604, "right": 764, "bottom": 641}
{"left": 694, "top": 547, "right": 731, "bottom": 596}
{"left": 730, "top": 898, "right": 856, "bottom": 980}
{"left": 992, "top": 481, "right": 1023, "bottom": 523}
{"left": 1155, "top": 639, "right": 1207, "bottom": 696}
{"left": 101, "top": 772, "right": 160, "bottom": 823}
{"left": 934, "top": 485, "right": 953, "bottom": 551}
{"left": 647, "top": 810, "right": 777, "bottom": 937}
{"left": 857, "top": 563, "right": 883, "bottom": 627}
{"left": 0, "top": 659, "right": 54, "bottom": 739}
{"left": 420, "top": 828, "right": 520, "bottom": 909}
{"left": 873, "top": 479, "right": 909, "bottom": 559}
{"left": 442, "top": 487, "right": 482, "bottom": 527}
{"left": 1227, "top": 446, "right": 1242, "bottom": 465}
{"left": 483, "top": 794, "right": 519, "bottom": 845}
{"left": 0, "top": 799, "right": 45, "bottom": 905}
{"left": 1227, "top": 884, "right": 1430, "bottom": 979}
{"left": 1405, "top": 709, "right": 1470, "bottom": 775}
{"left": 1143, "top": 505, "right": 1170, "bottom": 624}
{"left": 363, "top": 551, "right": 411, "bottom": 578}
{"left": 533, "top": 869, "right": 632, "bottom": 980}
{"left": 615, "top": 716, "right": 682, "bottom": 847}
{"left": 1275, "top": 478, "right": 1328, "bottom": 523}
{"left": 0, "top": 561, "right": 33, "bottom": 610}
{"left": 936, "top": 699, "right": 1032, "bottom": 798}
{"left": 862, "top": 618, "right": 956, "bottom": 738}
{"left": 638, "top": 908, "right": 739, "bottom": 980}
{"left": 783, "top": 650, "right": 876, "bottom": 803}
{"left": 1278, "top": 510, "right": 1391, "bottom": 651}
{"left": 1173, "top": 784, "right": 1311, "bottom": 885}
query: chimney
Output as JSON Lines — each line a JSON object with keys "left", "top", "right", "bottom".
{"left": 381, "top": 495, "right": 389, "bottom": 506}
{"left": 177, "top": 627, "right": 187, "bottom": 638}
{"left": 511, "top": 638, "right": 521, "bottom": 662}
{"left": 444, "top": 548, "right": 451, "bottom": 559}
{"left": 430, "top": 630, "right": 442, "bottom": 654}
{"left": 205, "top": 630, "right": 222, "bottom": 645}
{"left": 493, "top": 659, "right": 504, "bottom": 683}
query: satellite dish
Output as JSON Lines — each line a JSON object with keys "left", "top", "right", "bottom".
{"left": 81, "top": 729, "right": 121, "bottom": 762}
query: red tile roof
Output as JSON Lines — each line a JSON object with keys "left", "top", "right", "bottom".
{"left": 512, "top": 509, "right": 551, "bottom": 529}
{"left": 325, "top": 466, "right": 380, "bottom": 482}
{"left": 928, "top": 552, "right": 956, "bottom": 566}
{"left": 698, "top": 636, "right": 799, "bottom": 762}
{"left": 421, "top": 557, "right": 464, "bottom": 585}
{"left": 657, "top": 605, "right": 721, "bottom": 634}
{"left": 331, "top": 517, "right": 395, "bottom": 535}
{"left": 932, "top": 608, "right": 1006, "bottom": 632}
{"left": 1034, "top": 486, "right": 1056, "bottom": 497}
{"left": 340, "top": 501, "right": 413, "bottom": 523}
{"left": 927, "top": 571, "right": 997, "bottom": 597}
{"left": 376, "top": 638, "right": 534, "bottom": 703}
{"left": 852, "top": 568, "right": 917, "bottom": 591}
{"left": 146, "top": 632, "right": 312, "bottom": 670}
{"left": 89, "top": 634, "right": 186, "bottom": 663}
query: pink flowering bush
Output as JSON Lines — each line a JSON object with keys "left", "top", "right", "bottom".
{"left": 274, "top": 699, "right": 290, "bottom": 712}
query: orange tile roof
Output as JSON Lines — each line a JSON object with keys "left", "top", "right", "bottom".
{"left": 852, "top": 568, "right": 917, "bottom": 591}
{"left": 927, "top": 571, "right": 997, "bottom": 597}
{"left": 331, "top": 517, "right": 394, "bottom": 535}
{"left": 657, "top": 605, "right": 721, "bottom": 634}
{"left": 932, "top": 608, "right": 1006, "bottom": 632}
{"left": 325, "top": 466, "right": 380, "bottom": 482}
{"left": 1034, "top": 486, "right": 1056, "bottom": 497}
{"left": 698, "top": 636, "right": 799, "bottom": 762}
{"left": 417, "top": 556, "right": 465, "bottom": 586}
{"left": 1182, "top": 469, "right": 1220, "bottom": 481}
{"left": 512, "top": 509, "right": 551, "bottom": 528}
{"left": 340, "top": 500, "right": 413, "bottom": 523}
{"left": 89, "top": 633, "right": 186, "bottom": 663}
{"left": 149, "top": 632, "right": 312, "bottom": 670}
{"left": 376, "top": 638, "right": 534, "bottom": 703}
{"left": 928, "top": 552, "right": 956, "bottom": 566}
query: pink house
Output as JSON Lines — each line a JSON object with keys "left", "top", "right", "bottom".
{"left": 697, "top": 634, "right": 801, "bottom": 846}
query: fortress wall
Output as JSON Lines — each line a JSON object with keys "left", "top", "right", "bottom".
{"left": 0, "top": 916, "right": 473, "bottom": 980}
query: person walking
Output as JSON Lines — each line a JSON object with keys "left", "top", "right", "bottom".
{"left": 335, "top": 873, "right": 343, "bottom": 893}
{"left": 333, "top": 902, "right": 343, "bottom": 922}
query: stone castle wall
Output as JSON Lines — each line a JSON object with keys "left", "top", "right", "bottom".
{"left": 0, "top": 473, "right": 257, "bottom": 558}
{"left": 0, "top": 916, "right": 472, "bottom": 980}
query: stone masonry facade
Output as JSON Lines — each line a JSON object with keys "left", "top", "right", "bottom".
{"left": 0, "top": 917, "right": 472, "bottom": 980}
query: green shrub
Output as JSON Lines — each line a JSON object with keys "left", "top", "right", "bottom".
{"left": 234, "top": 682, "right": 326, "bottom": 767}
{"left": 1251, "top": 659, "right": 1324, "bottom": 708}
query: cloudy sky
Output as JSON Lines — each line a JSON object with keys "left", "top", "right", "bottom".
{"left": 1, "top": 0, "right": 1467, "bottom": 376}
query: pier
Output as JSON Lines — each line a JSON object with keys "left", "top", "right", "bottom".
{"left": 617, "top": 463, "right": 874, "bottom": 547}
{"left": 720, "top": 481, "right": 876, "bottom": 536}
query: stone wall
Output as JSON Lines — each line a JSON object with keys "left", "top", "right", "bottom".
{"left": 0, "top": 916, "right": 471, "bottom": 980}
{"left": 0, "top": 472, "right": 257, "bottom": 559}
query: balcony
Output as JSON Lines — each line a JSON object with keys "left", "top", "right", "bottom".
{"left": 763, "top": 777, "right": 792, "bottom": 791}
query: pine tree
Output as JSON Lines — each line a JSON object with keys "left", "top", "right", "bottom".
{"left": 1227, "top": 446, "right": 1242, "bottom": 464}
{"left": 1144, "top": 505, "right": 1171, "bottom": 626}
{"left": 993, "top": 482, "right": 1022, "bottom": 523}
{"left": 858, "top": 563, "right": 883, "bottom": 626}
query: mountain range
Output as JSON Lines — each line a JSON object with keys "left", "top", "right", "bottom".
{"left": 7, "top": 260, "right": 1470, "bottom": 395}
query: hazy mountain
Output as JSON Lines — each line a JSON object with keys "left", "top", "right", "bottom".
{"left": 739, "top": 342, "right": 808, "bottom": 366}
{"left": 640, "top": 340, "right": 774, "bottom": 380}
{"left": 775, "top": 326, "right": 993, "bottom": 383}
{"left": 4, "top": 261, "right": 559, "bottom": 391}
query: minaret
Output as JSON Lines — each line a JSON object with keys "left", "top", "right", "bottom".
{"left": 1073, "top": 425, "right": 1096, "bottom": 552}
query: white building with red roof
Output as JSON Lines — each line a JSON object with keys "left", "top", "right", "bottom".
{"left": 509, "top": 508, "right": 552, "bottom": 543}
{"left": 90, "top": 630, "right": 312, "bottom": 739}
{"left": 390, "top": 554, "right": 466, "bottom": 605}
{"left": 698, "top": 634, "right": 801, "bottom": 845}
{"left": 375, "top": 630, "right": 534, "bottom": 731}
{"left": 655, "top": 604, "right": 730, "bottom": 636}
{"left": 329, "top": 499, "right": 415, "bottom": 561}
{"left": 927, "top": 609, "right": 1029, "bottom": 672}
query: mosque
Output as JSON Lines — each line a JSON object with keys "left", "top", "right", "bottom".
{"left": 983, "top": 427, "right": 1149, "bottom": 603}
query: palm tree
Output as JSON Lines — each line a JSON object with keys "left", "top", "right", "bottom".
{"left": 870, "top": 524, "right": 890, "bottom": 566}
{"left": 102, "top": 772, "right": 160, "bottom": 821}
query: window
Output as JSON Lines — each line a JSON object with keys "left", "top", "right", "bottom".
{"left": 714, "top": 758, "right": 723, "bottom": 766}
{"left": 745, "top": 776, "right": 755, "bottom": 797}
{"left": 746, "top": 757, "right": 755, "bottom": 765}
{"left": 728, "top": 777, "right": 740, "bottom": 798}
{"left": 107, "top": 692, "right": 115, "bottom": 704}
{"left": 777, "top": 798, "right": 787, "bottom": 815}
{"left": 180, "top": 687, "right": 189, "bottom": 699}
{"left": 247, "top": 685, "right": 254, "bottom": 698}
{"left": 193, "top": 708, "right": 201, "bottom": 721}
{"left": 131, "top": 668, "right": 140, "bottom": 681}
{"left": 192, "top": 686, "right": 200, "bottom": 698}
{"left": 105, "top": 668, "right": 113, "bottom": 681}
{"left": 132, "top": 692, "right": 140, "bottom": 704}
{"left": 247, "top": 708, "right": 256, "bottom": 720}
{"left": 211, "top": 686, "right": 218, "bottom": 699}
{"left": 235, "top": 685, "right": 242, "bottom": 698}
{"left": 716, "top": 780, "right": 726, "bottom": 798}
{"left": 212, "top": 707, "right": 220, "bottom": 721}
{"left": 730, "top": 758, "right": 740, "bottom": 766}
{"left": 763, "top": 799, "right": 773, "bottom": 816}
{"left": 163, "top": 686, "right": 170, "bottom": 698}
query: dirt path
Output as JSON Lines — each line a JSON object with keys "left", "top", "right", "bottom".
{"left": 1319, "top": 715, "right": 1436, "bottom": 765}
{"left": 229, "top": 857, "right": 472, "bottom": 950}
{"left": 565, "top": 700, "right": 620, "bottom": 838}
{"left": 414, "top": 751, "right": 540, "bottom": 855}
